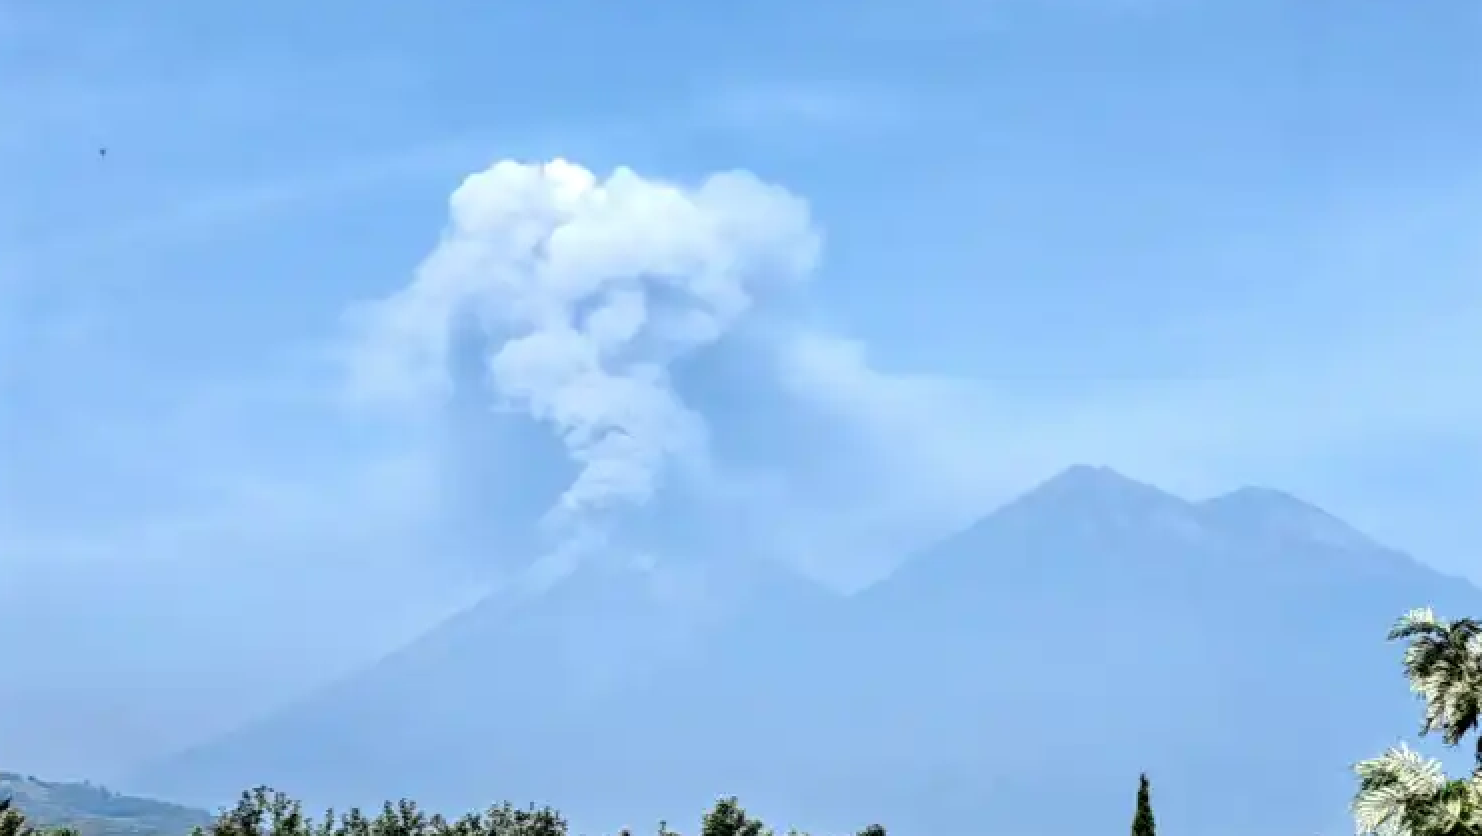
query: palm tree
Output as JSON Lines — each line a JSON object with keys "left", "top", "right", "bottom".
{"left": 1354, "top": 743, "right": 1482, "bottom": 836}
{"left": 1389, "top": 608, "right": 1482, "bottom": 774}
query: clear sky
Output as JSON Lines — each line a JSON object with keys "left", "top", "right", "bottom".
{"left": 2, "top": 0, "right": 1481, "bottom": 776}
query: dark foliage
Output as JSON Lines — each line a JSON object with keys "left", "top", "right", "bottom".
{"left": 1130, "top": 774, "right": 1155, "bottom": 836}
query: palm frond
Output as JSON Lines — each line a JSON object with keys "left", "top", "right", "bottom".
{"left": 1354, "top": 744, "right": 1482, "bottom": 836}
{"left": 1392, "top": 609, "right": 1447, "bottom": 642}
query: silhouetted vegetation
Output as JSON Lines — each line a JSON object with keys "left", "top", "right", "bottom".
{"left": 0, "top": 784, "right": 878, "bottom": 836}
{"left": 1130, "top": 774, "right": 1155, "bottom": 836}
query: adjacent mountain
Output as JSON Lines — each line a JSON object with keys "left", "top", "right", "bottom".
{"left": 0, "top": 771, "right": 211, "bottom": 836}
{"left": 128, "top": 466, "right": 1481, "bottom": 836}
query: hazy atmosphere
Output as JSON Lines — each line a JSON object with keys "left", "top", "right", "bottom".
{"left": 2, "top": 2, "right": 1481, "bottom": 836}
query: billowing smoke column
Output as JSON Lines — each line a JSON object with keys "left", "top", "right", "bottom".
{"left": 353, "top": 159, "right": 820, "bottom": 573}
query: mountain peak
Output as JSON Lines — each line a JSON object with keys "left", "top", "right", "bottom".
{"left": 979, "top": 464, "right": 1205, "bottom": 547}
{"left": 1015, "top": 464, "right": 1187, "bottom": 512}
{"left": 1040, "top": 463, "right": 1142, "bottom": 489}
{"left": 1198, "top": 486, "right": 1379, "bottom": 552}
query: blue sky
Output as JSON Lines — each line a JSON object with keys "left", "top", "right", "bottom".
{"left": 2, "top": 0, "right": 1482, "bottom": 776}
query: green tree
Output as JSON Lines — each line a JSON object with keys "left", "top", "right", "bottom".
{"left": 1389, "top": 608, "right": 1482, "bottom": 774}
{"left": 1130, "top": 774, "right": 1155, "bottom": 836}
{"left": 855, "top": 825, "right": 885, "bottom": 836}
{"left": 1, "top": 798, "right": 32, "bottom": 836}
{"left": 699, "top": 799, "right": 766, "bottom": 836}
{"left": 1351, "top": 608, "right": 1482, "bottom": 836}
{"left": 468, "top": 802, "right": 566, "bottom": 836}
{"left": 1353, "top": 743, "right": 1482, "bottom": 836}
{"left": 0, "top": 798, "right": 76, "bottom": 836}
{"left": 368, "top": 798, "right": 429, "bottom": 836}
{"left": 208, "top": 787, "right": 313, "bottom": 836}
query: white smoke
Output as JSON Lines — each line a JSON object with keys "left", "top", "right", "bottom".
{"left": 350, "top": 158, "right": 820, "bottom": 546}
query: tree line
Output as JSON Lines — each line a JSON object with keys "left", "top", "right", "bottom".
{"left": 1, "top": 786, "right": 885, "bottom": 836}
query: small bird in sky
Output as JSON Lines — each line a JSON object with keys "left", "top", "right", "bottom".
{"left": 98, "top": 147, "right": 107, "bottom": 158}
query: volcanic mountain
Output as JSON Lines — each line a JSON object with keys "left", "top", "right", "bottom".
{"left": 128, "top": 466, "right": 1480, "bottom": 836}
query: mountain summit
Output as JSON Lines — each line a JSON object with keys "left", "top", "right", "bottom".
{"left": 960, "top": 464, "right": 1205, "bottom": 552}
{"left": 1199, "top": 485, "right": 1381, "bottom": 552}
{"left": 128, "top": 467, "right": 1479, "bottom": 836}
{"left": 1013, "top": 463, "right": 1175, "bottom": 506}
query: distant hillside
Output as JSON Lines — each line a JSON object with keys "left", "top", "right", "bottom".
{"left": 0, "top": 771, "right": 211, "bottom": 836}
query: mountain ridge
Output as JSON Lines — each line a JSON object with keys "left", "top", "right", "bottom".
{"left": 0, "top": 771, "right": 211, "bottom": 836}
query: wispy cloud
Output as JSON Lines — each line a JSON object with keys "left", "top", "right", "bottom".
{"left": 694, "top": 79, "right": 911, "bottom": 139}
{"left": 13, "top": 137, "right": 495, "bottom": 276}
{"left": 838, "top": 0, "right": 1190, "bottom": 43}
